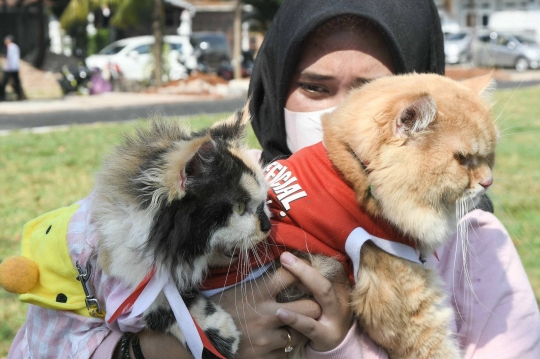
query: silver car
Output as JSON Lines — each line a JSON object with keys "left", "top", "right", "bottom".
{"left": 444, "top": 31, "right": 473, "bottom": 64}
{"left": 475, "top": 32, "right": 540, "bottom": 71}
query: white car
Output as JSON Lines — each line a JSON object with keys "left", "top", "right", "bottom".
{"left": 85, "top": 35, "right": 198, "bottom": 82}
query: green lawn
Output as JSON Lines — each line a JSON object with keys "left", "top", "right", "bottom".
{"left": 0, "top": 85, "right": 539, "bottom": 356}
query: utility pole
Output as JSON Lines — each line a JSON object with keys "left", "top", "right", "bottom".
{"left": 233, "top": 0, "right": 242, "bottom": 79}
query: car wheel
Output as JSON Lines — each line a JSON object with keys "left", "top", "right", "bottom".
{"left": 515, "top": 57, "right": 529, "bottom": 72}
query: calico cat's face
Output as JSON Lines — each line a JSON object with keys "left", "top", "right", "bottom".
{"left": 94, "top": 108, "right": 270, "bottom": 287}
{"left": 323, "top": 73, "right": 497, "bottom": 252}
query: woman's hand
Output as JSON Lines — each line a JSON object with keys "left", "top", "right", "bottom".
{"left": 275, "top": 252, "right": 353, "bottom": 352}
{"left": 213, "top": 266, "right": 321, "bottom": 359}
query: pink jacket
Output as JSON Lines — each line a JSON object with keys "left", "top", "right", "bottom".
{"left": 307, "top": 210, "right": 540, "bottom": 359}
{"left": 9, "top": 206, "right": 539, "bottom": 359}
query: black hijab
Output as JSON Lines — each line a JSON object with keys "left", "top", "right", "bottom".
{"left": 248, "top": 0, "right": 445, "bottom": 164}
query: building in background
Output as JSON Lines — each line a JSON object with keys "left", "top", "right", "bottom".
{"left": 434, "top": 0, "right": 540, "bottom": 29}
{"left": 0, "top": 0, "right": 47, "bottom": 58}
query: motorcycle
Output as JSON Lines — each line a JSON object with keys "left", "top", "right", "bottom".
{"left": 57, "top": 63, "right": 92, "bottom": 95}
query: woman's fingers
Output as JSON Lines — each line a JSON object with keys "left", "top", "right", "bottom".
{"left": 276, "top": 308, "right": 318, "bottom": 339}
{"left": 279, "top": 252, "right": 338, "bottom": 311}
{"left": 276, "top": 252, "right": 353, "bottom": 352}
{"left": 213, "top": 267, "right": 322, "bottom": 359}
{"left": 264, "top": 266, "right": 300, "bottom": 296}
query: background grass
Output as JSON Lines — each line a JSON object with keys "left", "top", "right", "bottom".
{"left": 0, "top": 85, "right": 539, "bottom": 356}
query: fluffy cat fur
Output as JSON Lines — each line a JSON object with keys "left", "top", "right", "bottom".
{"left": 283, "top": 73, "right": 497, "bottom": 359}
{"left": 92, "top": 106, "right": 271, "bottom": 358}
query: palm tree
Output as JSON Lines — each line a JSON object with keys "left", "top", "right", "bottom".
{"left": 60, "top": 0, "right": 165, "bottom": 86}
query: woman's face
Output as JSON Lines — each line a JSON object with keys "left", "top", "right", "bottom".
{"left": 285, "top": 28, "right": 394, "bottom": 112}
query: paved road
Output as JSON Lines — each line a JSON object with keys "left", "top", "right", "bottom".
{"left": 0, "top": 97, "right": 246, "bottom": 131}
{"left": 1, "top": 80, "right": 538, "bottom": 132}
{"left": 497, "top": 80, "right": 540, "bottom": 89}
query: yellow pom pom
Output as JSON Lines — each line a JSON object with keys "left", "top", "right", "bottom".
{"left": 0, "top": 256, "right": 39, "bottom": 294}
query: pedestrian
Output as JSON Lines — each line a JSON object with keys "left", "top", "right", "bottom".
{"left": 1, "top": 35, "right": 25, "bottom": 101}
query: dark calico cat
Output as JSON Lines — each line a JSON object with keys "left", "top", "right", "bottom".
{"left": 92, "top": 107, "right": 271, "bottom": 357}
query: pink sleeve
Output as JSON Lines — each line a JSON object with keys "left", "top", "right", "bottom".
{"left": 90, "top": 330, "right": 123, "bottom": 359}
{"left": 7, "top": 323, "right": 25, "bottom": 359}
{"left": 305, "top": 321, "right": 388, "bottom": 359}
{"left": 431, "top": 210, "right": 540, "bottom": 358}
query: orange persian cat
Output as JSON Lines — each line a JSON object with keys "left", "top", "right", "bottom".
{"left": 273, "top": 73, "right": 497, "bottom": 359}
{"left": 322, "top": 73, "right": 497, "bottom": 358}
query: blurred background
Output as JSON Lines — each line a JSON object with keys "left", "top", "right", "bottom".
{"left": 0, "top": 0, "right": 540, "bottom": 100}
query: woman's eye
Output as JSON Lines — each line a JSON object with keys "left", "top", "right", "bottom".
{"left": 233, "top": 202, "right": 246, "bottom": 215}
{"left": 299, "top": 83, "right": 327, "bottom": 94}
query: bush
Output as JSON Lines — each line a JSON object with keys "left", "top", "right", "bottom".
{"left": 87, "top": 29, "right": 110, "bottom": 56}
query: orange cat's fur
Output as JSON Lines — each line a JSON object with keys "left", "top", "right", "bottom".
{"left": 318, "top": 73, "right": 497, "bottom": 359}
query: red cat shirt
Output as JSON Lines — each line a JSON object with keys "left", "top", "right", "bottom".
{"left": 203, "top": 142, "right": 421, "bottom": 289}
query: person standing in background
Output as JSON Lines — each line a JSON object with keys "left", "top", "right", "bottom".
{"left": 1, "top": 35, "right": 25, "bottom": 101}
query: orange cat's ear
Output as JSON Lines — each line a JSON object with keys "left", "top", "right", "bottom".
{"left": 395, "top": 94, "right": 437, "bottom": 138}
{"left": 461, "top": 72, "right": 494, "bottom": 95}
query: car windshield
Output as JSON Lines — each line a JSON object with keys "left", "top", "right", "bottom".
{"left": 169, "top": 43, "right": 183, "bottom": 52}
{"left": 445, "top": 33, "right": 467, "bottom": 41}
{"left": 99, "top": 44, "right": 126, "bottom": 55}
{"left": 514, "top": 35, "right": 538, "bottom": 46}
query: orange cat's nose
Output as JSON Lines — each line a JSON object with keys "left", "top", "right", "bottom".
{"left": 480, "top": 178, "right": 493, "bottom": 189}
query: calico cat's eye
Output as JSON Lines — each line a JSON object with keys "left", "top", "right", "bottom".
{"left": 233, "top": 202, "right": 246, "bottom": 215}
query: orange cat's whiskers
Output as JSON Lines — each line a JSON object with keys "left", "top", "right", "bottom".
{"left": 493, "top": 81, "right": 522, "bottom": 126}
{"left": 451, "top": 201, "right": 470, "bottom": 328}
{"left": 454, "top": 198, "right": 496, "bottom": 318}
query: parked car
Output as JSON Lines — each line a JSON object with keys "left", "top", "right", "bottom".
{"left": 85, "top": 35, "right": 197, "bottom": 82}
{"left": 444, "top": 31, "right": 473, "bottom": 64}
{"left": 216, "top": 51, "right": 255, "bottom": 80}
{"left": 475, "top": 31, "right": 540, "bottom": 71}
{"left": 190, "top": 32, "right": 231, "bottom": 73}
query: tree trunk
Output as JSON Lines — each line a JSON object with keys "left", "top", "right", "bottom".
{"left": 152, "top": 0, "right": 164, "bottom": 86}
{"left": 233, "top": 0, "right": 242, "bottom": 79}
{"left": 32, "top": 0, "right": 46, "bottom": 69}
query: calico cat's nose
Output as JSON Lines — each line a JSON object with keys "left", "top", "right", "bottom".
{"left": 257, "top": 203, "right": 271, "bottom": 232}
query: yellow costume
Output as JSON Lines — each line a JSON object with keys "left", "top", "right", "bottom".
{"left": 0, "top": 203, "right": 97, "bottom": 318}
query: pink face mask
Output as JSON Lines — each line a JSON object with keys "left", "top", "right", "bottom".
{"left": 284, "top": 106, "right": 337, "bottom": 153}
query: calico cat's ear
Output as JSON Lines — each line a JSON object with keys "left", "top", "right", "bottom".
{"left": 209, "top": 100, "right": 251, "bottom": 142}
{"left": 461, "top": 72, "right": 494, "bottom": 95}
{"left": 395, "top": 94, "right": 437, "bottom": 138}
{"left": 162, "top": 133, "right": 214, "bottom": 197}
{"left": 178, "top": 139, "right": 215, "bottom": 191}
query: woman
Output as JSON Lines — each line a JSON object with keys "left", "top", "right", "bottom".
{"left": 217, "top": 0, "right": 540, "bottom": 358}
{"left": 8, "top": 1, "right": 538, "bottom": 358}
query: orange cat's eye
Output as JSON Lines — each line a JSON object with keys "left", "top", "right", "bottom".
{"left": 454, "top": 153, "right": 471, "bottom": 167}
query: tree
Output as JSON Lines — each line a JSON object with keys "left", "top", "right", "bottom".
{"left": 151, "top": 0, "right": 164, "bottom": 86}
{"left": 60, "top": 0, "right": 165, "bottom": 86}
{"left": 33, "top": 0, "right": 46, "bottom": 68}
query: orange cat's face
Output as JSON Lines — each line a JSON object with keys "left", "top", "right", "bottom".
{"left": 323, "top": 73, "right": 498, "bottom": 252}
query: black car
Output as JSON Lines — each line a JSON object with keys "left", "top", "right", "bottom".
{"left": 190, "top": 32, "right": 231, "bottom": 73}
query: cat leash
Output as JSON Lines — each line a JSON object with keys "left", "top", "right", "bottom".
{"left": 108, "top": 267, "right": 227, "bottom": 359}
